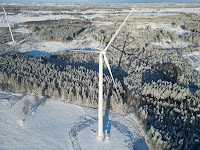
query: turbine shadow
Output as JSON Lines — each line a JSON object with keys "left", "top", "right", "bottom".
{"left": 118, "top": 33, "right": 129, "bottom": 68}
{"left": 103, "top": 83, "right": 113, "bottom": 139}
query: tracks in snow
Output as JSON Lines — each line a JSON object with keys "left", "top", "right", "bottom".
{"left": 69, "top": 115, "right": 96, "bottom": 150}
{"left": 69, "top": 114, "right": 147, "bottom": 150}
{"left": 0, "top": 91, "right": 24, "bottom": 112}
{"left": 18, "top": 95, "right": 48, "bottom": 125}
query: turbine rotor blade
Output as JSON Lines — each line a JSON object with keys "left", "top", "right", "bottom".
{"left": 103, "top": 53, "right": 116, "bottom": 88}
{"left": 96, "top": 48, "right": 103, "bottom": 51}
{"left": 5, "top": 14, "right": 15, "bottom": 42}
{"left": 1, "top": 5, "right": 15, "bottom": 42}
{"left": 1, "top": 5, "right": 6, "bottom": 13}
{"left": 103, "top": 7, "right": 134, "bottom": 52}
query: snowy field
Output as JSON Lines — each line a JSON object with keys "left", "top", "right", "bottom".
{"left": 1, "top": 5, "right": 200, "bottom": 27}
{"left": 17, "top": 35, "right": 101, "bottom": 58}
{"left": 16, "top": 18, "right": 191, "bottom": 57}
{"left": 0, "top": 90, "right": 148, "bottom": 150}
{"left": 137, "top": 22, "right": 191, "bottom": 49}
{"left": 0, "top": 14, "right": 75, "bottom": 27}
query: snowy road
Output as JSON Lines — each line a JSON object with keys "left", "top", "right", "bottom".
{"left": 0, "top": 90, "right": 148, "bottom": 150}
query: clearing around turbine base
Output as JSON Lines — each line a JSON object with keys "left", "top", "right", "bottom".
{"left": 0, "top": 90, "right": 148, "bottom": 150}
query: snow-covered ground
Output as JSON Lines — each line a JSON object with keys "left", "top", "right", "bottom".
{"left": 82, "top": 7, "right": 200, "bottom": 15}
{"left": 159, "top": 8, "right": 200, "bottom": 14}
{"left": 0, "top": 90, "right": 148, "bottom": 150}
{"left": 183, "top": 51, "right": 200, "bottom": 72}
{"left": 137, "top": 22, "right": 191, "bottom": 49}
{"left": 0, "top": 14, "right": 75, "bottom": 27}
{"left": 137, "top": 23, "right": 187, "bottom": 34}
{"left": 2, "top": 5, "right": 199, "bottom": 28}
{"left": 17, "top": 35, "right": 101, "bottom": 58}
{"left": 152, "top": 40, "right": 189, "bottom": 49}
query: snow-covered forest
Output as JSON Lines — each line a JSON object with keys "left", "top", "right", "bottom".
{"left": 1, "top": 3, "right": 200, "bottom": 150}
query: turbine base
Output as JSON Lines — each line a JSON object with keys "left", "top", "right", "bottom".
{"left": 7, "top": 41, "right": 16, "bottom": 45}
{"left": 97, "top": 135, "right": 104, "bottom": 142}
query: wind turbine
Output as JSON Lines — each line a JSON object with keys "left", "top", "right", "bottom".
{"left": 1, "top": 5, "right": 15, "bottom": 43}
{"left": 182, "top": 1, "right": 185, "bottom": 13}
{"left": 66, "top": 8, "right": 134, "bottom": 140}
